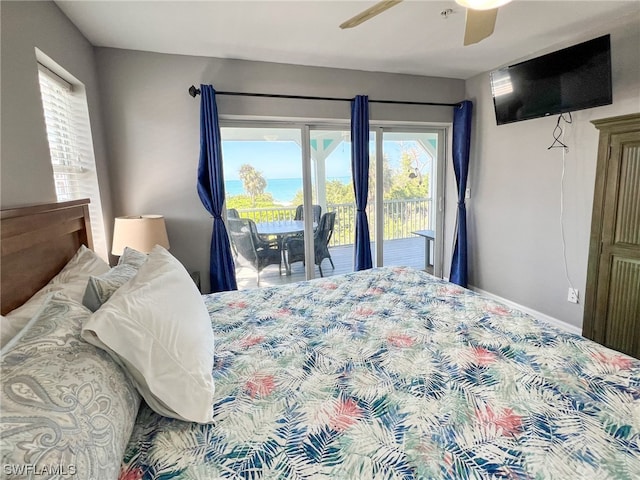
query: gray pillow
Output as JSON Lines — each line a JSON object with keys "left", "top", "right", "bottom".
{"left": 82, "top": 263, "right": 139, "bottom": 312}
{"left": 82, "top": 247, "right": 147, "bottom": 312}
{"left": 0, "top": 293, "right": 140, "bottom": 480}
{"left": 117, "top": 246, "right": 148, "bottom": 269}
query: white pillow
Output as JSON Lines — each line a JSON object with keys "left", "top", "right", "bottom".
{"left": 1, "top": 245, "right": 110, "bottom": 348}
{"left": 82, "top": 245, "right": 215, "bottom": 424}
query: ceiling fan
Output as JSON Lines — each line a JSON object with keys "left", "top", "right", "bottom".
{"left": 340, "top": 0, "right": 513, "bottom": 46}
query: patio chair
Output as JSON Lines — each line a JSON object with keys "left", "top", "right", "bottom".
{"left": 294, "top": 204, "right": 322, "bottom": 224}
{"left": 284, "top": 211, "right": 336, "bottom": 277}
{"left": 227, "top": 218, "right": 282, "bottom": 286}
{"left": 225, "top": 209, "right": 241, "bottom": 257}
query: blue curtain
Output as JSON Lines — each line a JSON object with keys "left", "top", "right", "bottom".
{"left": 351, "top": 95, "right": 373, "bottom": 271}
{"left": 197, "top": 84, "right": 237, "bottom": 292}
{"left": 450, "top": 100, "right": 473, "bottom": 288}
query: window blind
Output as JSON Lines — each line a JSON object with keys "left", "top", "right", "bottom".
{"left": 37, "top": 63, "right": 108, "bottom": 259}
{"left": 38, "top": 64, "right": 85, "bottom": 201}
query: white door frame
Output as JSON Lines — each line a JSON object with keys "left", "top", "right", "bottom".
{"left": 372, "top": 125, "right": 447, "bottom": 277}
{"left": 220, "top": 119, "right": 448, "bottom": 279}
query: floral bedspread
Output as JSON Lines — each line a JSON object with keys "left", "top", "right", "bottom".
{"left": 120, "top": 267, "right": 640, "bottom": 480}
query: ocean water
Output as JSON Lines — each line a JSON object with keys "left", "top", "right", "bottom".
{"left": 226, "top": 176, "right": 351, "bottom": 204}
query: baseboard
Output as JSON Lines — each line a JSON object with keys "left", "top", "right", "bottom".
{"left": 469, "top": 285, "right": 583, "bottom": 336}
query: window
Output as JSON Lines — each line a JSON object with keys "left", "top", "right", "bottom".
{"left": 37, "top": 62, "right": 108, "bottom": 259}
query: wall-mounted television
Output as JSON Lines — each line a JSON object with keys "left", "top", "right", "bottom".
{"left": 490, "top": 34, "right": 612, "bottom": 125}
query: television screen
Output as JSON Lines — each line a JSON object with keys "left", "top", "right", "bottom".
{"left": 490, "top": 35, "right": 612, "bottom": 125}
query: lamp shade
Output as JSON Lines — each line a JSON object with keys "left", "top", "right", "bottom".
{"left": 111, "top": 215, "right": 170, "bottom": 255}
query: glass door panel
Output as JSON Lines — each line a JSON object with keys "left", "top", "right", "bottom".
{"left": 307, "top": 129, "right": 363, "bottom": 279}
{"left": 220, "top": 126, "right": 305, "bottom": 289}
{"left": 380, "top": 131, "right": 439, "bottom": 273}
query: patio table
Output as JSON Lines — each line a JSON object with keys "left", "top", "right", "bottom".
{"left": 256, "top": 220, "right": 305, "bottom": 274}
{"left": 412, "top": 229, "right": 435, "bottom": 274}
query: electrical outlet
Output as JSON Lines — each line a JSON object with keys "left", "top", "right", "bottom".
{"left": 567, "top": 288, "right": 579, "bottom": 304}
{"left": 465, "top": 188, "right": 471, "bottom": 199}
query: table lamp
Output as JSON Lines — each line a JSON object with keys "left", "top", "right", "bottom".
{"left": 111, "top": 215, "right": 170, "bottom": 256}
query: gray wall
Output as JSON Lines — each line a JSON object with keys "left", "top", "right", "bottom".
{"left": 464, "top": 17, "right": 640, "bottom": 329}
{"left": 0, "top": 1, "right": 112, "bottom": 238}
{"left": 95, "top": 48, "right": 465, "bottom": 292}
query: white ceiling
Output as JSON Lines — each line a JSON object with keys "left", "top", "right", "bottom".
{"left": 56, "top": 0, "right": 640, "bottom": 79}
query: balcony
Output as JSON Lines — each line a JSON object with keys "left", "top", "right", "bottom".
{"left": 232, "top": 198, "right": 431, "bottom": 288}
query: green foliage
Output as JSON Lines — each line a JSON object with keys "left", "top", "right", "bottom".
{"left": 326, "top": 180, "right": 355, "bottom": 204}
{"left": 386, "top": 150, "right": 430, "bottom": 200}
{"left": 291, "top": 180, "right": 355, "bottom": 206}
{"left": 226, "top": 194, "right": 277, "bottom": 210}
{"left": 367, "top": 154, "right": 393, "bottom": 203}
{"left": 291, "top": 190, "right": 304, "bottom": 207}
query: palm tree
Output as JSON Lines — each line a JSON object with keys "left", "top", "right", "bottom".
{"left": 238, "top": 164, "right": 267, "bottom": 207}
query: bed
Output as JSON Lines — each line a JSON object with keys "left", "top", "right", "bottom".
{"left": 1, "top": 200, "right": 639, "bottom": 480}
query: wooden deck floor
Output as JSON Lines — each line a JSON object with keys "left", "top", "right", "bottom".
{"left": 235, "top": 236, "right": 428, "bottom": 289}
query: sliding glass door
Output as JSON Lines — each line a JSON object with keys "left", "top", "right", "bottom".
{"left": 220, "top": 122, "right": 445, "bottom": 289}
{"left": 374, "top": 129, "right": 444, "bottom": 275}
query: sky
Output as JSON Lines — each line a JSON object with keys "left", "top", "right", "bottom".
{"left": 221, "top": 139, "right": 430, "bottom": 181}
{"left": 221, "top": 140, "right": 353, "bottom": 181}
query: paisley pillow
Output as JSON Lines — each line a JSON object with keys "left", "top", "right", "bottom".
{"left": 0, "top": 293, "right": 140, "bottom": 480}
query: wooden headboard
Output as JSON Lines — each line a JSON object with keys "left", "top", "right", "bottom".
{"left": 1, "top": 199, "right": 93, "bottom": 315}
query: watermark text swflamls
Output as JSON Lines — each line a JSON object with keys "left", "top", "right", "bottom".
{"left": 3, "top": 464, "right": 77, "bottom": 476}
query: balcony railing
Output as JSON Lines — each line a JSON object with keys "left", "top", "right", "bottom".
{"left": 234, "top": 198, "right": 431, "bottom": 247}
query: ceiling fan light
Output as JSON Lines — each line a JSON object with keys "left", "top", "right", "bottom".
{"left": 455, "top": 0, "right": 512, "bottom": 10}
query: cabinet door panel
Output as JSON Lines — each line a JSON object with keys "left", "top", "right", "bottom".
{"left": 613, "top": 136, "right": 640, "bottom": 245}
{"left": 592, "top": 129, "right": 640, "bottom": 358}
{"left": 603, "top": 256, "right": 640, "bottom": 357}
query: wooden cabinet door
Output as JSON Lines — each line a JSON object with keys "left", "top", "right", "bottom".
{"left": 588, "top": 129, "right": 640, "bottom": 357}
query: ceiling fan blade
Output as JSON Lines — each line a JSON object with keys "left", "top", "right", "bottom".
{"left": 340, "top": 0, "right": 403, "bottom": 29}
{"left": 463, "top": 7, "right": 498, "bottom": 45}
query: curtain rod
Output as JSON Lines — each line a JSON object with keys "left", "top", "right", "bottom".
{"left": 188, "top": 85, "right": 461, "bottom": 108}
